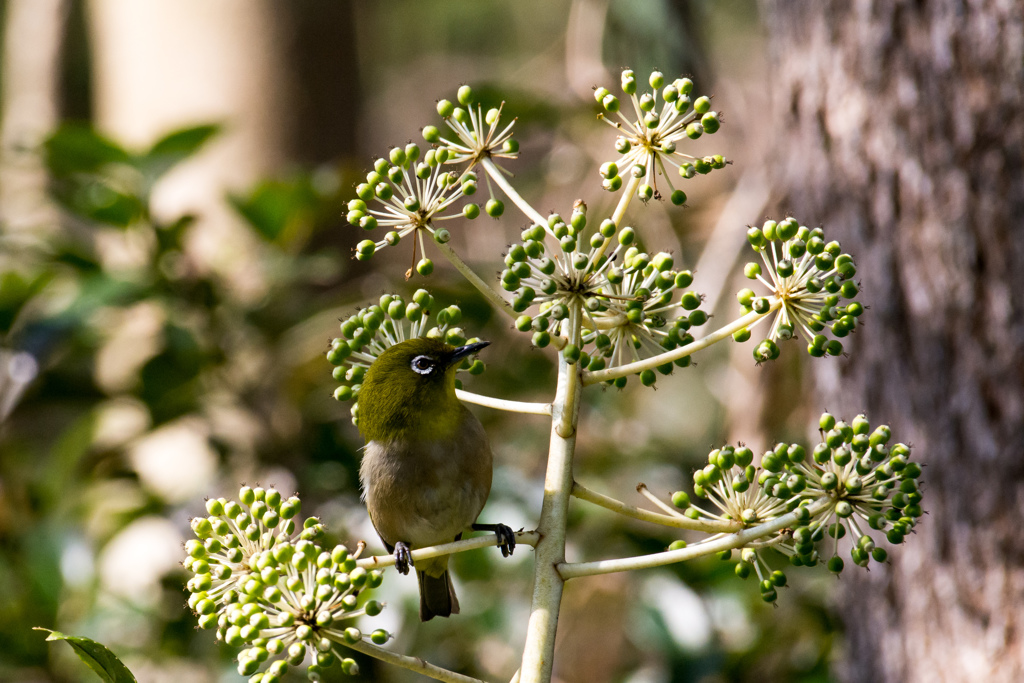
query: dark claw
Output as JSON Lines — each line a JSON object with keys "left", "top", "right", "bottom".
{"left": 394, "top": 541, "right": 414, "bottom": 575}
{"left": 473, "top": 523, "right": 516, "bottom": 558}
{"left": 497, "top": 524, "right": 516, "bottom": 557}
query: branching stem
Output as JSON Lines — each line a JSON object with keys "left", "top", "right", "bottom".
{"left": 558, "top": 498, "right": 833, "bottom": 579}
{"left": 570, "top": 481, "right": 741, "bottom": 533}
{"left": 583, "top": 301, "right": 781, "bottom": 385}
{"left": 519, "top": 338, "right": 583, "bottom": 683}
{"left": 344, "top": 638, "right": 486, "bottom": 683}
{"left": 481, "top": 157, "right": 547, "bottom": 226}
{"left": 592, "top": 175, "right": 642, "bottom": 264}
{"left": 456, "top": 389, "right": 552, "bottom": 415}
{"left": 434, "top": 240, "right": 516, "bottom": 320}
{"left": 356, "top": 531, "right": 539, "bottom": 570}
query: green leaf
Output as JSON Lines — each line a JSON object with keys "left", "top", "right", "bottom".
{"left": 34, "top": 628, "right": 137, "bottom": 683}
{"left": 229, "top": 179, "right": 317, "bottom": 242}
{"left": 147, "top": 124, "right": 220, "bottom": 158}
{"left": 44, "top": 125, "right": 131, "bottom": 177}
{"left": 69, "top": 180, "right": 143, "bottom": 227}
{"left": 0, "top": 270, "right": 51, "bottom": 335}
{"left": 140, "top": 124, "right": 221, "bottom": 180}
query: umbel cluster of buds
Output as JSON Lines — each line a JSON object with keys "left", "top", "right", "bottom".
{"left": 326, "top": 290, "right": 484, "bottom": 425}
{"left": 185, "top": 488, "right": 388, "bottom": 682}
{"left": 594, "top": 68, "right": 726, "bottom": 201}
{"left": 734, "top": 217, "right": 862, "bottom": 363}
{"left": 665, "top": 413, "right": 922, "bottom": 602}
{"left": 348, "top": 143, "right": 478, "bottom": 277}
{"left": 347, "top": 84, "right": 519, "bottom": 276}
{"left": 502, "top": 201, "right": 706, "bottom": 387}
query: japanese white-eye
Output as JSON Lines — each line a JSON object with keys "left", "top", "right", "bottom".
{"left": 357, "top": 337, "right": 515, "bottom": 621}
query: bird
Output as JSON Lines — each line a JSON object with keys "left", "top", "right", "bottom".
{"left": 356, "top": 337, "right": 515, "bottom": 621}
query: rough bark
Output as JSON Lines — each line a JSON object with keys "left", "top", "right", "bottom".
{"left": 762, "top": 1, "right": 1024, "bottom": 682}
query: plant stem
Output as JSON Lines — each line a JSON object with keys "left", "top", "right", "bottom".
{"left": 456, "top": 389, "right": 552, "bottom": 415}
{"left": 583, "top": 302, "right": 781, "bottom": 385}
{"left": 344, "top": 637, "right": 485, "bottom": 683}
{"left": 356, "top": 531, "right": 540, "bottom": 570}
{"left": 519, "top": 350, "right": 582, "bottom": 683}
{"left": 557, "top": 498, "right": 833, "bottom": 579}
{"left": 434, "top": 240, "right": 516, "bottom": 320}
{"left": 481, "top": 157, "right": 547, "bottom": 226}
{"left": 570, "top": 481, "right": 741, "bottom": 533}
{"left": 592, "top": 175, "right": 642, "bottom": 265}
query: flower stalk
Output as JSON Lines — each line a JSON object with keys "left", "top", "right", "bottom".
{"left": 558, "top": 498, "right": 833, "bottom": 580}
{"left": 570, "top": 481, "right": 740, "bottom": 533}
{"left": 481, "top": 157, "right": 547, "bottom": 227}
{"left": 583, "top": 301, "right": 780, "bottom": 385}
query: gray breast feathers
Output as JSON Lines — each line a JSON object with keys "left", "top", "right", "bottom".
{"left": 360, "top": 410, "right": 492, "bottom": 549}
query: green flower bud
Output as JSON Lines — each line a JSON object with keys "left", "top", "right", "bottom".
{"left": 563, "top": 344, "right": 581, "bottom": 364}
{"left": 485, "top": 199, "right": 505, "bottom": 217}
{"left": 700, "top": 111, "right": 720, "bottom": 134}
{"left": 415, "top": 258, "right": 434, "bottom": 276}
{"left": 621, "top": 69, "right": 636, "bottom": 94}
{"left": 671, "top": 491, "right": 690, "bottom": 508}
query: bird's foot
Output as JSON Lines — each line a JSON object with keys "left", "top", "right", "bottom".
{"left": 472, "top": 523, "right": 516, "bottom": 558}
{"left": 394, "top": 541, "right": 414, "bottom": 575}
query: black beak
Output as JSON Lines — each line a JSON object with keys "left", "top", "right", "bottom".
{"left": 450, "top": 340, "right": 490, "bottom": 364}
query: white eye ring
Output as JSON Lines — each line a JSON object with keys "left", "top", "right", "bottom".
{"left": 411, "top": 355, "right": 436, "bottom": 375}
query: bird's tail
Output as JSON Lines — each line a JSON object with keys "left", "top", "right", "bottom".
{"left": 417, "top": 569, "right": 460, "bottom": 621}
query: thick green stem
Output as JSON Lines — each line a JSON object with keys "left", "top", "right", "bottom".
{"left": 583, "top": 302, "right": 781, "bottom": 385}
{"left": 518, "top": 350, "right": 582, "bottom": 683}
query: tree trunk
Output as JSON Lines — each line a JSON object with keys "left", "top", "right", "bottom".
{"left": 762, "top": 1, "right": 1024, "bottom": 681}
{"left": 0, "top": 0, "right": 66, "bottom": 234}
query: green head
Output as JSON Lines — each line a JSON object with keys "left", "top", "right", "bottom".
{"left": 357, "top": 337, "right": 488, "bottom": 442}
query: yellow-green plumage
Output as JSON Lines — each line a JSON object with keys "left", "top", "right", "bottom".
{"left": 358, "top": 337, "right": 502, "bottom": 621}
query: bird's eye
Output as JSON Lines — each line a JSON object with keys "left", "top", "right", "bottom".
{"left": 411, "top": 355, "right": 436, "bottom": 375}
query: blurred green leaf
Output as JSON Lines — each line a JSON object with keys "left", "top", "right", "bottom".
{"left": 229, "top": 179, "right": 317, "bottom": 242}
{"left": 140, "top": 124, "right": 221, "bottom": 180}
{"left": 60, "top": 275, "right": 148, "bottom": 322}
{"left": 138, "top": 324, "right": 204, "bottom": 424}
{"left": 0, "top": 270, "right": 51, "bottom": 335}
{"left": 35, "top": 629, "right": 137, "bottom": 683}
{"left": 69, "top": 180, "right": 143, "bottom": 227}
{"left": 469, "top": 83, "right": 561, "bottom": 128}
{"left": 44, "top": 126, "right": 131, "bottom": 177}
{"left": 146, "top": 124, "right": 220, "bottom": 159}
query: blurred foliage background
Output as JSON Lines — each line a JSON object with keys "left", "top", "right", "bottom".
{"left": 0, "top": 1, "right": 838, "bottom": 682}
